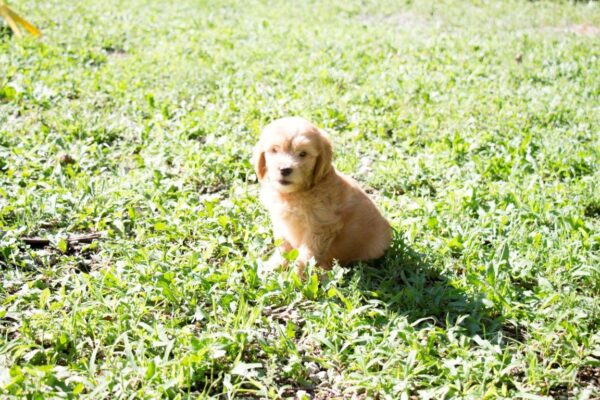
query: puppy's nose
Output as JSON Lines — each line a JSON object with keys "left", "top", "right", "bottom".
{"left": 280, "top": 167, "right": 293, "bottom": 177}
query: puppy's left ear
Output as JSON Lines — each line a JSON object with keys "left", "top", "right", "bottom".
{"left": 312, "top": 129, "right": 333, "bottom": 185}
{"left": 252, "top": 142, "right": 267, "bottom": 181}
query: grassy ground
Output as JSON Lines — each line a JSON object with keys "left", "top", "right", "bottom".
{"left": 1, "top": 0, "right": 599, "bottom": 398}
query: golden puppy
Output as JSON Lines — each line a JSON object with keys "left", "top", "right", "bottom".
{"left": 253, "top": 117, "right": 392, "bottom": 273}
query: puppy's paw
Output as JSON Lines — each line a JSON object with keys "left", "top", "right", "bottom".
{"left": 258, "top": 252, "right": 288, "bottom": 277}
{"left": 294, "top": 263, "right": 306, "bottom": 280}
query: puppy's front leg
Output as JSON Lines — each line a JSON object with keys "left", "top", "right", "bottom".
{"left": 296, "top": 232, "right": 335, "bottom": 277}
{"left": 263, "top": 238, "right": 292, "bottom": 273}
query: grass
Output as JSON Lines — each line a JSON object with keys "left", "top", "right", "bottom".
{"left": 1, "top": 0, "right": 599, "bottom": 398}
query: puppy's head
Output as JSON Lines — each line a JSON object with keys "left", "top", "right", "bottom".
{"left": 253, "top": 117, "right": 332, "bottom": 193}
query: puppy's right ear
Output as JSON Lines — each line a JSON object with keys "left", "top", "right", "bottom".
{"left": 252, "top": 142, "right": 267, "bottom": 181}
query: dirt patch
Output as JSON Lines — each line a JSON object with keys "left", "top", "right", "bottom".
{"left": 548, "top": 365, "right": 600, "bottom": 400}
{"left": 502, "top": 322, "right": 528, "bottom": 342}
{"left": 548, "top": 366, "right": 600, "bottom": 399}
{"left": 577, "top": 366, "right": 600, "bottom": 389}
{"left": 22, "top": 232, "right": 104, "bottom": 249}
{"left": 567, "top": 24, "right": 600, "bottom": 37}
{"left": 102, "top": 45, "right": 128, "bottom": 58}
{"left": 22, "top": 232, "right": 105, "bottom": 272}
{"left": 533, "top": 24, "right": 600, "bottom": 37}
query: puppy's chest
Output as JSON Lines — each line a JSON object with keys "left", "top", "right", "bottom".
{"left": 268, "top": 197, "right": 340, "bottom": 238}
{"left": 271, "top": 202, "right": 309, "bottom": 227}
{"left": 261, "top": 188, "right": 342, "bottom": 243}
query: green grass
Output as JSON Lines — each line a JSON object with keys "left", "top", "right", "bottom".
{"left": 1, "top": 0, "right": 599, "bottom": 398}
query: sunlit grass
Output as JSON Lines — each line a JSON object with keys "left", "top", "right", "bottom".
{"left": 1, "top": 0, "right": 599, "bottom": 398}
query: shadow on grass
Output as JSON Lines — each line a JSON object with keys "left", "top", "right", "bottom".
{"left": 349, "top": 231, "right": 504, "bottom": 337}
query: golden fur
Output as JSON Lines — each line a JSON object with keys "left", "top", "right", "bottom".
{"left": 253, "top": 117, "right": 392, "bottom": 272}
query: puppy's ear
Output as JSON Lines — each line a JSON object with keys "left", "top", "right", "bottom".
{"left": 312, "top": 129, "right": 333, "bottom": 185}
{"left": 252, "top": 142, "right": 267, "bottom": 181}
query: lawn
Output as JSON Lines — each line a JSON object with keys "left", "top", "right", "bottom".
{"left": 1, "top": 0, "right": 599, "bottom": 398}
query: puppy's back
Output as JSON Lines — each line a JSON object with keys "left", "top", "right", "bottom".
{"left": 326, "top": 173, "right": 392, "bottom": 266}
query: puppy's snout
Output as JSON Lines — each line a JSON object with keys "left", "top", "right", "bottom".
{"left": 279, "top": 167, "right": 293, "bottom": 177}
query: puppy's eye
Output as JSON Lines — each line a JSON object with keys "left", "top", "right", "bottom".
{"left": 298, "top": 151, "right": 307, "bottom": 158}
{"left": 270, "top": 148, "right": 278, "bottom": 154}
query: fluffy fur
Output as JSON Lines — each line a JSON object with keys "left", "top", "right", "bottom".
{"left": 253, "top": 117, "right": 392, "bottom": 272}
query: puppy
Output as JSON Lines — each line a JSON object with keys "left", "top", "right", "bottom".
{"left": 253, "top": 117, "right": 392, "bottom": 273}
